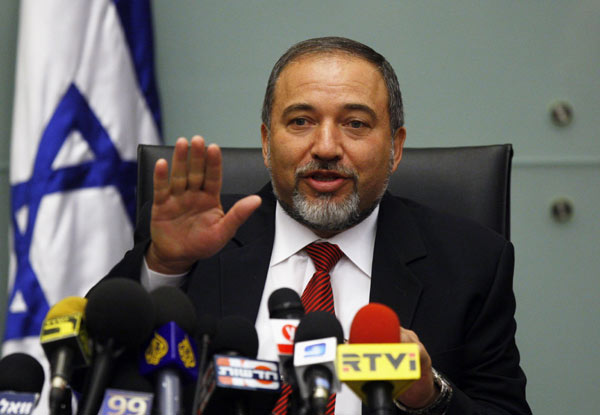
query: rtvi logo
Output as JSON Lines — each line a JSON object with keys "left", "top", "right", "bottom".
{"left": 342, "top": 352, "right": 418, "bottom": 372}
{"left": 302, "top": 342, "right": 326, "bottom": 358}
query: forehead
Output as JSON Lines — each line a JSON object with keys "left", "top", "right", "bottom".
{"left": 272, "top": 52, "right": 388, "bottom": 112}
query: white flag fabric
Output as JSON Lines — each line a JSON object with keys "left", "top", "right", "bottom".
{"left": 3, "top": 0, "right": 161, "bottom": 406}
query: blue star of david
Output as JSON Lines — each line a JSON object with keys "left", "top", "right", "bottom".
{"left": 5, "top": 83, "right": 137, "bottom": 340}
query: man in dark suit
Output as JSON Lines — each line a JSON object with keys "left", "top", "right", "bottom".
{"left": 108, "top": 37, "right": 530, "bottom": 414}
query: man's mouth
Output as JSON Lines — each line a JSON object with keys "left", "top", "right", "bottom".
{"left": 307, "top": 171, "right": 345, "bottom": 181}
{"left": 302, "top": 170, "right": 349, "bottom": 193}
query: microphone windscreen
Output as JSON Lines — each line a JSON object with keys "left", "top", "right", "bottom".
{"left": 86, "top": 278, "right": 156, "bottom": 349}
{"left": 294, "top": 311, "right": 344, "bottom": 344}
{"left": 349, "top": 303, "right": 400, "bottom": 344}
{"left": 0, "top": 353, "right": 45, "bottom": 393}
{"left": 108, "top": 353, "right": 154, "bottom": 393}
{"left": 268, "top": 288, "right": 304, "bottom": 319}
{"left": 45, "top": 296, "right": 87, "bottom": 319}
{"left": 150, "top": 286, "right": 197, "bottom": 334}
{"left": 210, "top": 316, "right": 259, "bottom": 358}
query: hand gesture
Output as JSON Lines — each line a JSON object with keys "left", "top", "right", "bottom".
{"left": 146, "top": 136, "right": 261, "bottom": 274}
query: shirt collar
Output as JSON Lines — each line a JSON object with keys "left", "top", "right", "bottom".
{"left": 270, "top": 201, "right": 380, "bottom": 277}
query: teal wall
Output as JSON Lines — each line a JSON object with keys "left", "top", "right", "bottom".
{"left": 2, "top": 1, "right": 599, "bottom": 413}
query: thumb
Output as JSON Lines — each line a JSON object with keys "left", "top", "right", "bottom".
{"left": 220, "top": 195, "right": 262, "bottom": 237}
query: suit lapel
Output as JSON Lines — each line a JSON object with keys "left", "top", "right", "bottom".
{"left": 219, "top": 185, "right": 276, "bottom": 321}
{"left": 369, "top": 193, "right": 427, "bottom": 329}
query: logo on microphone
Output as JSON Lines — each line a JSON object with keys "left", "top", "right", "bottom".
{"left": 270, "top": 318, "right": 300, "bottom": 355}
{"left": 301, "top": 342, "right": 326, "bottom": 358}
{"left": 214, "top": 356, "right": 281, "bottom": 391}
{"left": 281, "top": 324, "right": 296, "bottom": 342}
{"left": 177, "top": 335, "right": 196, "bottom": 369}
{"left": 144, "top": 332, "right": 168, "bottom": 365}
{"left": 336, "top": 344, "right": 420, "bottom": 380}
{"left": 0, "top": 392, "right": 38, "bottom": 415}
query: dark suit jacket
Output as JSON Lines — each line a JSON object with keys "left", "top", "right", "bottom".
{"left": 107, "top": 184, "right": 530, "bottom": 415}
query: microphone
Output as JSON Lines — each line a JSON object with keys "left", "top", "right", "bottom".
{"left": 96, "top": 354, "right": 154, "bottom": 415}
{"left": 0, "top": 353, "right": 45, "bottom": 415}
{"left": 40, "top": 296, "right": 91, "bottom": 414}
{"left": 196, "top": 316, "right": 281, "bottom": 415}
{"left": 268, "top": 288, "right": 304, "bottom": 357}
{"left": 336, "top": 303, "right": 420, "bottom": 415}
{"left": 268, "top": 288, "right": 304, "bottom": 414}
{"left": 77, "top": 278, "right": 156, "bottom": 415}
{"left": 191, "top": 313, "right": 217, "bottom": 415}
{"left": 140, "top": 286, "right": 199, "bottom": 415}
{"left": 293, "top": 311, "right": 344, "bottom": 415}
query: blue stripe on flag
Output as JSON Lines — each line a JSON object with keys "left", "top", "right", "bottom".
{"left": 113, "top": 0, "right": 162, "bottom": 136}
{"left": 6, "top": 84, "right": 137, "bottom": 340}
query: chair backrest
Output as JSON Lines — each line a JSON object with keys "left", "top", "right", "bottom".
{"left": 137, "top": 144, "right": 512, "bottom": 239}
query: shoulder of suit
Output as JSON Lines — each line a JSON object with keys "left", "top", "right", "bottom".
{"left": 382, "top": 192, "right": 509, "bottom": 247}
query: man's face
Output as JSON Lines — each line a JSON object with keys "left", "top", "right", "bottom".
{"left": 261, "top": 53, "right": 406, "bottom": 236}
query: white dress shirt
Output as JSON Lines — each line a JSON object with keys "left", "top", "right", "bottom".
{"left": 143, "top": 201, "right": 380, "bottom": 414}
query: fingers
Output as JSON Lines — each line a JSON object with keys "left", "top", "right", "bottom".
{"left": 203, "top": 144, "right": 223, "bottom": 196}
{"left": 153, "top": 158, "right": 170, "bottom": 205}
{"left": 155, "top": 135, "right": 223, "bottom": 197}
{"left": 187, "top": 136, "right": 206, "bottom": 191}
{"left": 401, "top": 327, "right": 432, "bottom": 368}
{"left": 400, "top": 327, "right": 419, "bottom": 343}
{"left": 170, "top": 137, "right": 190, "bottom": 195}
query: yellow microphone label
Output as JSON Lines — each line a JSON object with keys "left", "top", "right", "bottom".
{"left": 178, "top": 335, "right": 197, "bottom": 369}
{"left": 337, "top": 343, "right": 421, "bottom": 400}
{"left": 145, "top": 332, "right": 168, "bottom": 365}
{"left": 40, "top": 312, "right": 84, "bottom": 343}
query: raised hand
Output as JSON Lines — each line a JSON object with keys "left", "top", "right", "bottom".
{"left": 146, "top": 136, "right": 261, "bottom": 274}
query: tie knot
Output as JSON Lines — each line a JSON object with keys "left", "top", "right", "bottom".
{"left": 305, "top": 242, "right": 343, "bottom": 273}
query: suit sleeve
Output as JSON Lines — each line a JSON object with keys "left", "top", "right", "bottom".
{"left": 444, "top": 241, "right": 531, "bottom": 415}
{"left": 103, "top": 202, "right": 153, "bottom": 282}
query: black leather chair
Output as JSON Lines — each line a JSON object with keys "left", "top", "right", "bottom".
{"left": 136, "top": 144, "right": 512, "bottom": 239}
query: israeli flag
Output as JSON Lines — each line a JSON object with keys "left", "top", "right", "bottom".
{"left": 3, "top": 0, "right": 161, "bottom": 398}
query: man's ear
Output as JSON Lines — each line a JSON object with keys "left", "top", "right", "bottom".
{"left": 261, "top": 123, "right": 270, "bottom": 168}
{"left": 391, "top": 127, "right": 407, "bottom": 173}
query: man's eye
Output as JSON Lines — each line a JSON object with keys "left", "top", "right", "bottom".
{"left": 349, "top": 120, "right": 365, "bottom": 128}
{"left": 292, "top": 118, "right": 307, "bottom": 126}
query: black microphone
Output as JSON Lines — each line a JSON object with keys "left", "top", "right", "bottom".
{"left": 196, "top": 316, "right": 281, "bottom": 415}
{"left": 96, "top": 353, "right": 155, "bottom": 415}
{"left": 191, "top": 313, "right": 218, "bottom": 415}
{"left": 140, "top": 286, "right": 198, "bottom": 415}
{"left": 0, "top": 353, "right": 45, "bottom": 415}
{"left": 195, "top": 313, "right": 218, "bottom": 375}
{"left": 268, "top": 288, "right": 304, "bottom": 356}
{"left": 39, "top": 296, "right": 91, "bottom": 415}
{"left": 268, "top": 288, "right": 304, "bottom": 414}
{"left": 293, "top": 311, "right": 344, "bottom": 415}
{"left": 77, "top": 278, "right": 156, "bottom": 415}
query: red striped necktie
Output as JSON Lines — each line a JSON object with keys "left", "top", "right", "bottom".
{"left": 272, "top": 242, "right": 343, "bottom": 415}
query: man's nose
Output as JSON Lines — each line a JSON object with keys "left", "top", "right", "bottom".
{"left": 311, "top": 121, "right": 342, "bottom": 161}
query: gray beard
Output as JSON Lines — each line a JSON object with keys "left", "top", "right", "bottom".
{"left": 270, "top": 158, "right": 392, "bottom": 234}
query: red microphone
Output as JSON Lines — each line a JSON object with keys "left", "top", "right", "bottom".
{"left": 337, "top": 303, "right": 420, "bottom": 415}
{"left": 349, "top": 302, "right": 401, "bottom": 344}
